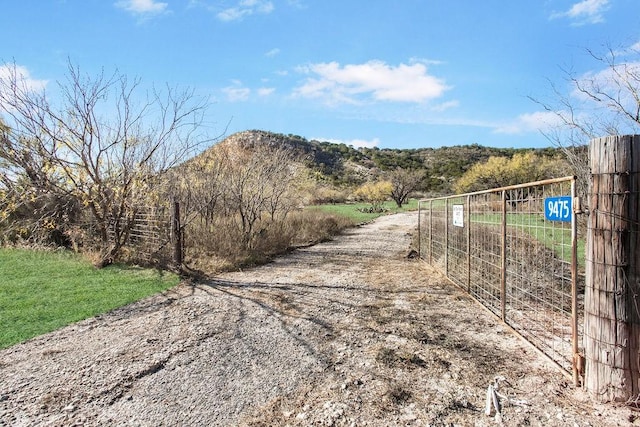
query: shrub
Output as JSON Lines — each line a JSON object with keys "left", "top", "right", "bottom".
{"left": 181, "top": 209, "right": 354, "bottom": 274}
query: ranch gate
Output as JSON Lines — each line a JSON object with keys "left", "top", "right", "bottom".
{"left": 417, "top": 176, "right": 583, "bottom": 385}
{"left": 418, "top": 135, "right": 640, "bottom": 403}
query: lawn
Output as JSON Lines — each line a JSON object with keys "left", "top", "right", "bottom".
{"left": 0, "top": 248, "right": 180, "bottom": 349}
{"left": 311, "top": 199, "right": 418, "bottom": 224}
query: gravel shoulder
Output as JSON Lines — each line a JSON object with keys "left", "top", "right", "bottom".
{"left": 0, "top": 211, "right": 636, "bottom": 426}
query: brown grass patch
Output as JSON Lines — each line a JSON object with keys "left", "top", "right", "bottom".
{"left": 182, "top": 209, "right": 354, "bottom": 275}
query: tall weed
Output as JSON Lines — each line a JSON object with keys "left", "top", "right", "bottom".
{"left": 182, "top": 209, "right": 354, "bottom": 274}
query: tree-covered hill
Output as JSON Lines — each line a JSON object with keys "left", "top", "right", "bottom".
{"left": 212, "top": 130, "right": 563, "bottom": 195}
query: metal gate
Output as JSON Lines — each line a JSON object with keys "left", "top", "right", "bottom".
{"left": 418, "top": 176, "right": 583, "bottom": 385}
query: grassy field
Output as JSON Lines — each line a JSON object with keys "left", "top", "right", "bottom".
{"left": 311, "top": 199, "right": 418, "bottom": 224}
{"left": 471, "top": 212, "right": 585, "bottom": 267}
{"left": 313, "top": 201, "right": 584, "bottom": 267}
{"left": 0, "top": 248, "right": 180, "bottom": 349}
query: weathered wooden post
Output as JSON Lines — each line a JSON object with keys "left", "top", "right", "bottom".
{"left": 584, "top": 135, "right": 640, "bottom": 401}
{"left": 172, "top": 201, "right": 183, "bottom": 268}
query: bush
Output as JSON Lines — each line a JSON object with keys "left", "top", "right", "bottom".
{"left": 353, "top": 181, "right": 393, "bottom": 210}
{"left": 181, "top": 209, "right": 354, "bottom": 274}
{"left": 284, "top": 209, "right": 354, "bottom": 246}
{"left": 308, "top": 186, "right": 350, "bottom": 204}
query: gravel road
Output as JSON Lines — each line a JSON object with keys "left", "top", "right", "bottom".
{"left": 0, "top": 211, "right": 635, "bottom": 426}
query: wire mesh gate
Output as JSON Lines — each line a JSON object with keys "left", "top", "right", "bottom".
{"left": 418, "top": 176, "right": 583, "bottom": 384}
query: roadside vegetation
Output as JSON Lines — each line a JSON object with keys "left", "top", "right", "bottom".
{"left": 0, "top": 248, "right": 179, "bottom": 349}
{"left": 312, "top": 199, "right": 419, "bottom": 224}
{"left": 471, "top": 212, "right": 585, "bottom": 267}
{"left": 0, "top": 59, "right": 587, "bottom": 350}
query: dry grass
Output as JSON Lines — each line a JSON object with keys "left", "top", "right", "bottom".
{"left": 182, "top": 209, "right": 355, "bottom": 274}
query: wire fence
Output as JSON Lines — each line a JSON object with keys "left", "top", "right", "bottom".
{"left": 74, "top": 202, "right": 178, "bottom": 268}
{"left": 115, "top": 207, "right": 174, "bottom": 265}
{"left": 418, "top": 176, "right": 583, "bottom": 384}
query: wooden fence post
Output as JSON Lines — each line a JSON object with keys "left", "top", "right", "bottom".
{"left": 584, "top": 135, "right": 640, "bottom": 401}
{"left": 172, "top": 201, "right": 183, "bottom": 268}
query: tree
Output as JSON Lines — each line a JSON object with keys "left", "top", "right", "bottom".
{"left": 0, "top": 60, "right": 209, "bottom": 267}
{"left": 531, "top": 44, "right": 640, "bottom": 198}
{"left": 164, "top": 145, "right": 224, "bottom": 227}
{"left": 387, "top": 168, "right": 424, "bottom": 208}
{"left": 453, "top": 152, "right": 569, "bottom": 194}
{"left": 354, "top": 180, "right": 393, "bottom": 212}
{"left": 215, "top": 141, "right": 300, "bottom": 250}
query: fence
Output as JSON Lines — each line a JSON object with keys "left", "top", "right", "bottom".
{"left": 120, "top": 206, "right": 175, "bottom": 265}
{"left": 418, "top": 176, "right": 582, "bottom": 384}
{"left": 94, "top": 202, "right": 180, "bottom": 268}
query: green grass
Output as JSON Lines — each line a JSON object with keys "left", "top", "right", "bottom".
{"left": 0, "top": 248, "right": 180, "bottom": 349}
{"left": 472, "top": 212, "right": 585, "bottom": 267}
{"left": 311, "top": 199, "right": 419, "bottom": 224}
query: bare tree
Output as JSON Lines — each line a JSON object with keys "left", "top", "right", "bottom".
{"left": 531, "top": 44, "right": 640, "bottom": 198}
{"left": 165, "top": 147, "right": 224, "bottom": 227}
{"left": 387, "top": 168, "right": 424, "bottom": 208}
{"left": 0, "top": 60, "right": 209, "bottom": 266}
{"left": 216, "top": 141, "right": 300, "bottom": 250}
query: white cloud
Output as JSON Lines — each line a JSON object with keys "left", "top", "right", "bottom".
{"left": 0, "top": 64, "right": 48, "bottom": 93}
{"left": 494, "top": 111, "right": 565, "bottom": 135}
{"left": 265, "top": 48, "right": 280, "bottom": 58}
{"left": 257, "top": 87, "right": 275, "bottom": 96}
{"left": 294, "top": 60, "right": 450, "bottom": 105}
{"left": 115, "top": 0, "right": 168, "bottom": 15}
{"left": 217, "top": 0, "right": 274, "bottom": 21}
{"left": 550, "top": 0, "right": 609, "bottom": 25}
{"left": 222, "top": 87, "right": 250, "bottom": 102}
{"left": 566, "top": 61, "right": 640, "bottom": 134}
{"left": 615, "top": 40, "right": 640, "bottom": 56}
{"left": 287, "top": 0, "right": 306, "bottom": 9}
{"left": 430, "top": 100, "right": 459, "bottom": 112}
{"left": 409, "top": 57, "right": 445, "bottom": 66}
{"left": 0, "top": 65, "right": 48, "bottom": 113}
{"left": 317, "top": 137, "right": 381, "bottom": 149}
{"left": 572, "top": 61, "right": 640, "bottom": 100}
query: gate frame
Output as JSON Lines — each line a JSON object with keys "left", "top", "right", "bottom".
{"left": 418, "top": 176, "right": 581, "bottom": 386}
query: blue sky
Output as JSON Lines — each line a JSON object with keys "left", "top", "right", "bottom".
{"left": 0, "top": 0, "right": 638, "bottom": 149}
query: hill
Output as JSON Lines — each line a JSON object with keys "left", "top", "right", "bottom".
{"left": 211, "top": 130, "right": 562, "bottom": 195}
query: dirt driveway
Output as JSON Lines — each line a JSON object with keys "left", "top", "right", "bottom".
{"left": 0, "top": 212, "right": 636, "bottom": 426}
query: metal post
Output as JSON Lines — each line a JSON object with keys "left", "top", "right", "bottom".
{"left": 501, "top": 190, "right": 507, "bottom": 321}
{"left": 429, "top": 200, "right": 433, "bottom": 265}
{"left": 417, "top": 201, "right": 422, "bottom": 258}
{"left": 467, "top": 194, "right": 471, "bottom": 293}
{"left": 445, "top": 200, "right": 449, "bottom": 276}
{"left": 570, "top": 178, "right": 580, "bottom": 387}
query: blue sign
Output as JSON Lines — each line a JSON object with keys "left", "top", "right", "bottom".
{"left": 545, "top": 196, "right": 572, "bottom": 222}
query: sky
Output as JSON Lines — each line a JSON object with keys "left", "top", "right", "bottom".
{"left": 0, "top": 0, "right": 639, "bottom": 150}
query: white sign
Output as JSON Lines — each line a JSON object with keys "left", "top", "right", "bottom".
{"left": 452, "top": 204, "right": 464, "bottom": 227}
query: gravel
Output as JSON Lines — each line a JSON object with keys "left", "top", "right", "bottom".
{"left": 1, "top": 211, "right": 636, "bottom": 426}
